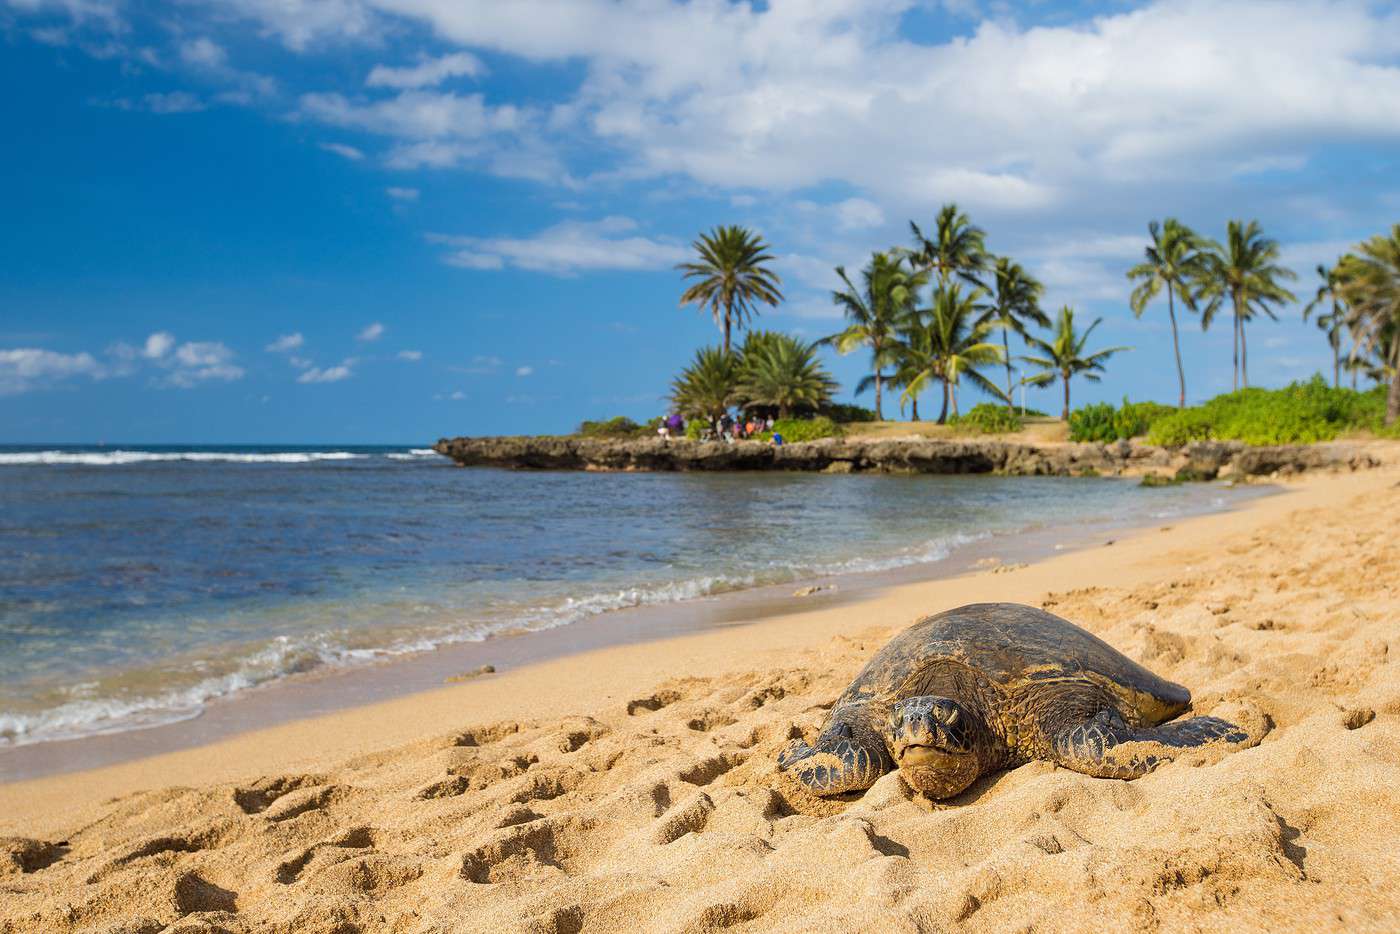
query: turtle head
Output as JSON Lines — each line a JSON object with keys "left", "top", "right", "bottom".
{"left": 888, "top": 696, "right": 982, "bottom": 799}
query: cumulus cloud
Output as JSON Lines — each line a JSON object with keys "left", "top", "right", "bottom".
{"left": 0, "top": 348, "right": 103, "bottom": 395}
{"left": 164, "top": 341, "right": 244, "bottom": 387}
{"left": 356, "top": 322, "right": 385, "bottom": 341}
{"left": 297, "top": 361, "right": 354, "bottom": 383}
{"left": 266, "top": 332, "right": 304, "bottom": 353}
{"left": 428, "top": 216, "right": 687, "bottom": 274}
{"left": 385, "top": 186, "right": 419, "bottom": 201}
{"left": 109, "top": 92, "right": 207, "bottom": 115}
{"left": 179, "top": 37, "right": 227, "bottom": 68}
{"left": 397, "top": 349, "right": 423, "bottom": 361}
{"left": 515, "top": 365, "right": 533, "bottom": 377}
{"left": 366, "top": 52, "right": 485, "bottom": 89}
{"left": 143, "top": 331, "right": 176, "bottom": 359}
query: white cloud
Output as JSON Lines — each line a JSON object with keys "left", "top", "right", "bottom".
{"left": 834, "top": 197, "right": 884, "bottom": 231}
{"left": 449, "top": 390, "right": 466, "bottom": 400}
{"left": 297, "top": 362, "right": 353, "bottom": 383}
{"left": 428, "top": 216, "right": 687, "bottom": 274}
{"left": 0, "top": 348, "right": 102, "bottom": 395}
{"left": 299, "top": 89, "right": 524, "bottom": 141}
{"left": 179, "top": 37, "right": 227, "bottom": 69}
{"left": 385, "top": 186, "right": 419, "bottom": 201}
{"left": 366, "top": 52, "right": 485, "bottom": 89}
{"left": 397, "top": 349, "right": 423, "bottom": 361}
{"left": 515, "top": 365, "right": 533, "bottom": 377}
{"left": 266, "top": 332, "right": 304, "bottom": 353}
{"left": 356, "top": 322, "right": 385, "bottom": 341}
{"left": 164, "top": 341, "right": 244, "bottom": 387}
{"left": 288, "top": 355, "right": 314, "bottom": 369}
{"left": 143, "top": 331, "right": 176, "bottom": 359}
{"left": 319, "top": 141, "right": 365, "bottom": 161}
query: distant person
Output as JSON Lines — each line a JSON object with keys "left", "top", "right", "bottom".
{"left": 667, "top": 413, "right": 684, "bottom": 436}
{"left": 771, "top": 432, "right": 784, "bottom": 447}
{"left": 765, "top": 416, "right": 774, "bottom": 430}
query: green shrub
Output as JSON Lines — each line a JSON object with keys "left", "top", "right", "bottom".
{"left": 685, "top": 419, "right": 707, "bottom": 440}
{"left": 948, "top": 403, "right": 1023, "bottom": 434}
{"left": 577, "top": 416, "right": 658, "bottom": 438}
{"left": 1068, "top": 402, "right": 1117, "bottom": 442}
{"left": 1145, "top": 376, "right": 1391, "bottom": 446}
{"left": 764, "top": 416, "right": 843, "bottom": 442}
{"left": 1069, "top": 398, "right": 1176, "bottom": 442}
{"left": 820, "top": 402, "right": 878, "bottom": 424}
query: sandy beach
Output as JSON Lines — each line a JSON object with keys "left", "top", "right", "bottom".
{"left": 3, "top": 462, "right": 1399, "bottom": 933}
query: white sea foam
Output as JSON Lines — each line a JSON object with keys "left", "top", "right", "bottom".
{"left": 0, "top": 532, "right": 984, "bottom": 748}
{"left": 384, "top": 449, "right": 442, "bottom": 460}
{"left": 0, "top": 450, "right": 369, "bottom": 466}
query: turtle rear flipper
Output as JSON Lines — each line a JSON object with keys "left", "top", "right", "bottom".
{"left": 1050, "top": 708, "right": 1248, "bottom": 780}
{"left": 778, "top": 712, "right": 892, "bottom": 795}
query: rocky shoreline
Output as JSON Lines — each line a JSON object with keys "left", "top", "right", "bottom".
{"left": 432, "top": 435, "right": 1381, "bottom": 479}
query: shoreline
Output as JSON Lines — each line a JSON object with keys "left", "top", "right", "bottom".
{"left": 432, "top": 434, "right": 1383, "bottom": 478}
{"left": 0, "top": 476, "right": 1273, "bottom": 783}
{"left": 0, "top": 466, "right": 1370, "bottom": 834}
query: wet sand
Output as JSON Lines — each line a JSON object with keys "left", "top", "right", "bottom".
{"left": 2, "top": 464, "right": 1398, "bottom": 932}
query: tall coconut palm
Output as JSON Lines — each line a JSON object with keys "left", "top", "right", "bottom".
{"left": 895, "top": 285, "right": 1007, "bottom": 424}
{"left": 1021, "top": 306, "right": 1131, "bottom": 420}
{"left": 1336, "top": 224, "right": 1400, "bottom": 425}
{"left": 677, "top": 225, "right": 783, "bottom": 353}
{"left": 906, "top": 203, "right": 988, "bottom": 289}
{"left": 1302, "top": 263, "right": 1348, "bottom": 389}
{"left": 823, "top": 252, "right": 927, "bottom": 421}
{"left": 736, "top": 331, "right": 838, "bottom": 419}
{"left": 986, "top": 257, "right": 1048, "bottom": 408}
{"left": 1197, "top": 220, "right": 1297, "bottom": 390}
{"left": 1127, "top": 218, "right": 1206, "bottom": 408}
{"left": 669, "top": 346, "right": 738, "bottom": 421}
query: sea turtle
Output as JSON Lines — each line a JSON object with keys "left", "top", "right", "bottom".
{"left": 778, "top": 602, "right": 1248, "bottom": 798}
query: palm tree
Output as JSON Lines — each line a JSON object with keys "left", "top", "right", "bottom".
{"left": 669, "top": 346, "right": 739, "bottom": 421}
{"left": 1197, "top": 220, "right": 1297, "bottom": 390}
{"left": 677, "top": 225, "right": 783, "bottom": 353}
{"left": 1302, "top": 263, "right": 1347, "bottom": 389}
{"left": 1127, "top": 218, "right": 1206, "bottom": 408}
{"left": 895, "top": 285, "right": 1007, "bottom": 423}
{"left": 1336, "top": 224, "right": 1400, "bottom": 424}
{"left": 736, "top": 331, "right": 838, "bottom": 419}
{"left": 823, "top": 252, "right": 927, "bottom": 421}
{"left": 906, "top": 203, "right": 988, "bottom": 289}
{"left": 986, "top": 257, "right": 1048, "bottom": 408}
{"left": 1021, "top": 306, "right": 1130, "bottom": 420}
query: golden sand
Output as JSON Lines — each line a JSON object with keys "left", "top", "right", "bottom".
{"left": 2, "top": 463, "right": 1398, "bottom": 932}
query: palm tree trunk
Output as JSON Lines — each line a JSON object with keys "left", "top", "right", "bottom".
{"left": 1241, "top": 316, "right": 1249, "bottom": 389}
{"left": 722, "top": 313, "right": 731, "bottom": 355}
{"left": 1232, "top": 307, "right": 1240, "bottom": 392}
{"left": 1061, "top": 370, "right": 1071, "bottom": 421}
{"left": 1002, "top": 329, "right": 1014, "bottom": 410}
{"left": 874, "top": 369, "right": 883, "bottom": 422}
{"left": 1167, "top": 288, "right": 1186, "bottom": 408}
{"left": 1388, "top": 344, "right": 1400, "bottom": 426}
{"left": 950, "top": 381, "right": 959, "bottom": 419}
{"left": 937, "top": 380, "right": 950, "bottom": 424}
{"left": 911, "top": 398, "right": 920, "bottom": 421}
{"left": 1332, "top": 341, "right": 1340, "bottom": 389}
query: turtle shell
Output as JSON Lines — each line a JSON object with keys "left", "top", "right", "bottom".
{"left": 839, "top": 602, "right": 1190, "bottom": 724}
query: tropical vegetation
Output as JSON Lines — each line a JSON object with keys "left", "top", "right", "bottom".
{"left": 1127, "top": 218, "right": 1206, "bottom": 408}
{"left": 1020, "top": 306, "right": 1130, "bottom": 420}
{"left": 1197, "top": 220, "right": 1297, "bottom": 391}
{"left": 824, "top": 253, "right": 926, "bottom": 421}
{"left": 892, "top": 284, "right": 1007, "bottom": 423}
{"left": 736, "top": 331, "right": 838, "bottom": 418}
{"left": 677, "top": 225, "right": 784, "bottom": 354}
{"left": 1335, "top": 224, "right": 1400, "bottom": 425}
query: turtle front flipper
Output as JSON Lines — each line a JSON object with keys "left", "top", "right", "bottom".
{"left": 1050, "top": 708, "right": 1248, "bottom": 780}
{"left": 778, "top": 708, "right": 893, "bottom": 795}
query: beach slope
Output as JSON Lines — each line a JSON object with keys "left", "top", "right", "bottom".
{"left": 2, "top": 467, "right": 1399, "bottom": 933}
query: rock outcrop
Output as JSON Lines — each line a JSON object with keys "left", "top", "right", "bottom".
{"left": 431, "top": 436, "right": 1380, "bottom": 479}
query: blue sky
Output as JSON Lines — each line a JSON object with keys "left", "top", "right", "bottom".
{"left": 3, "top": 0, "right": 1399, "bottom": 443}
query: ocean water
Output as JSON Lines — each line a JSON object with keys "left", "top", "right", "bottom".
{"left": 0, "top": 444, "right": 1253, "bottom": 748}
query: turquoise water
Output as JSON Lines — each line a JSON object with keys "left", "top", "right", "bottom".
{"left": 0, "top": 444, "right": 1251, "bottom": 747}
